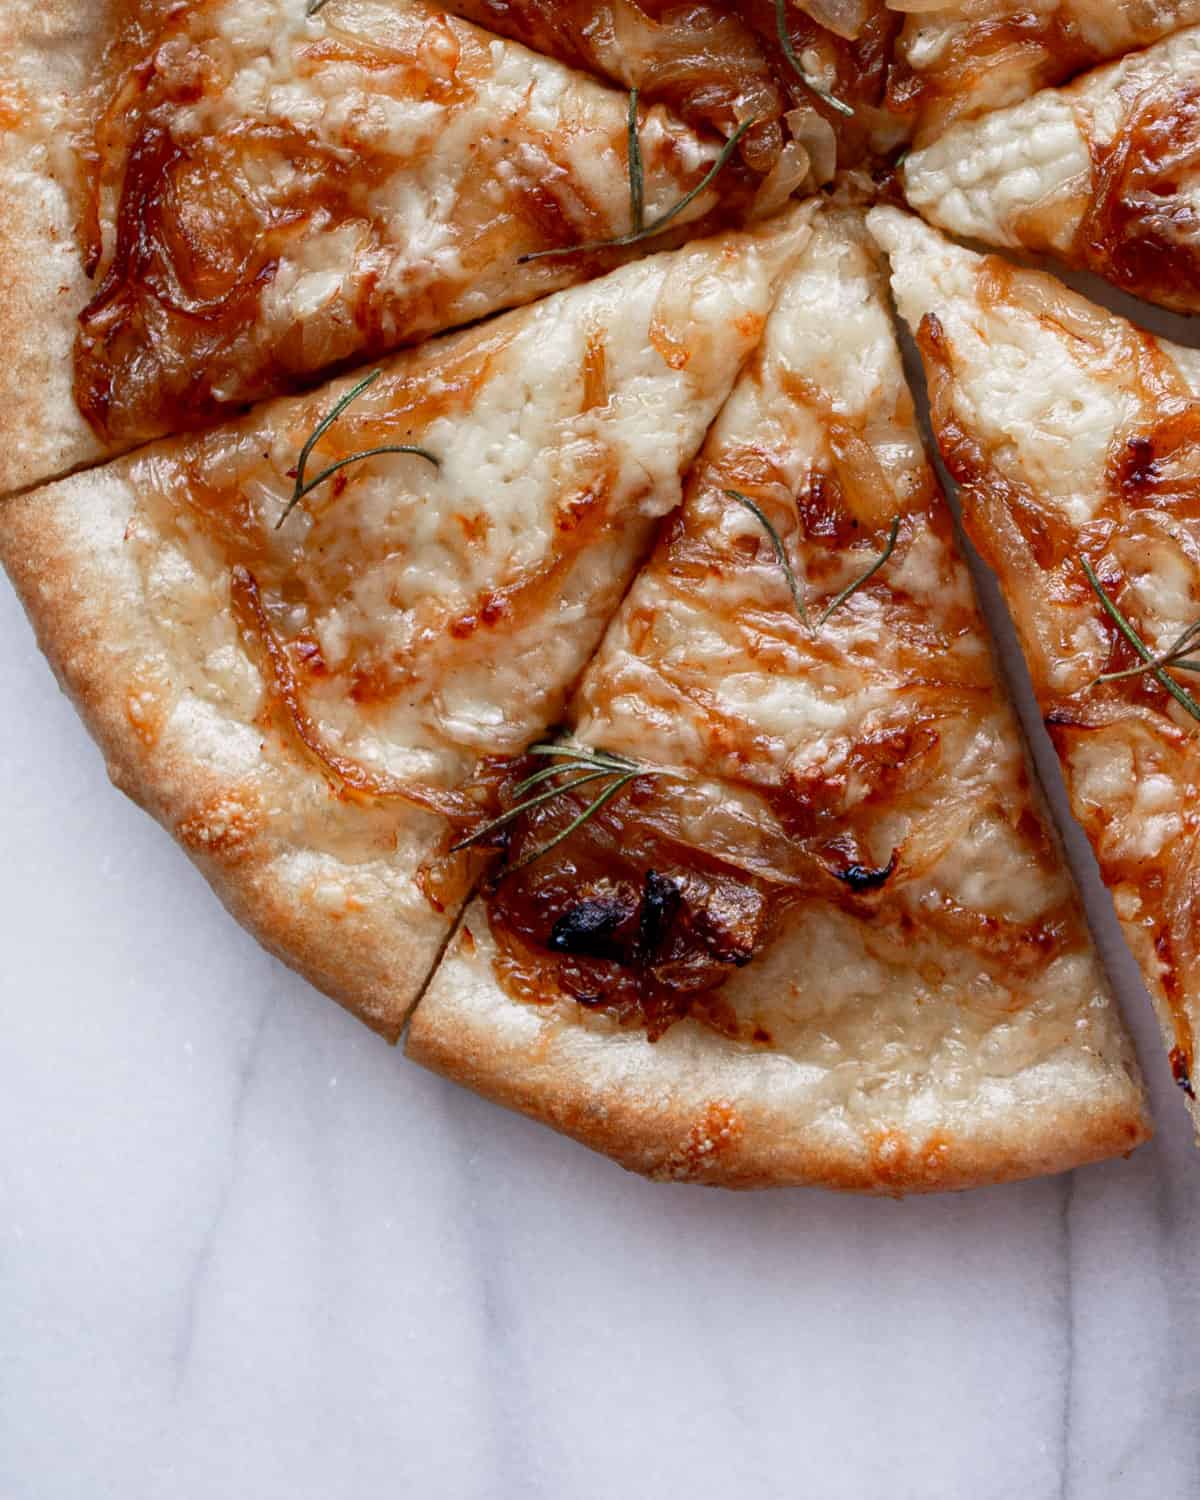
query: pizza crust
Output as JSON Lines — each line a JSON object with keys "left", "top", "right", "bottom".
{"left": 0, "top": 467, "right": 458, "bottom": 1038}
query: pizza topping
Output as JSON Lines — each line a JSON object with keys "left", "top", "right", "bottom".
{"left": 774, "top": 0, "right": 854, "bottom": 116}
{"left": 518, "top": 96, "right": 759, "bottom": 262}
{"left": 450, "top": 742, "right": 674, "bottom": 869}
{"left": 723, "top": 487, "right": 811, "bottom": 625}
{"left": 1076, "top": 70, "right": 1200, "bottom": 306}
{"left": 1081, "top": 557, "right": 1200, "bottom": 725}
{"left": 276, "top": 368, "right": 440, "bottom": 529}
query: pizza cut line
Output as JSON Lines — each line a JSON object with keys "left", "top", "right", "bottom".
{"left": 22, "top": 0, "right": 1200, "bottom": 1188}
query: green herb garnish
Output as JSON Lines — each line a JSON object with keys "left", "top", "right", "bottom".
{"left": 452, "top": 743, "right": 674, "bottom": 872}
{"left": 774, "top": 0, "right": 853, "bottom": 118}
{"left": 1081, "top": 555, "right": 1200, "bottom": 724}
{"left": 276, "top": 369, "right": 439, "bottom": 530}
{"left": 725, "top": 488, "right": 809, "bottom": 628}
{"left": 306, "top": 0, "right": 329, "bottom": 14}
{"left": 819, "top": 515, "right": 901, "bottom": 625}
{"left": 518, "top": 99, "right": 758, "bottom": 264}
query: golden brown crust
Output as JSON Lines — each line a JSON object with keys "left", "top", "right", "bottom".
{"left": 0, "top": 468, "right": 452, "bottom": 1040}
{"left": 407, "top": 905, "right": 1150, "bottom": 1191}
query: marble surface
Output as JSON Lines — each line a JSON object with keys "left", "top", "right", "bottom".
{"left": 5, "top": 293, "right": 1200, "bottom": 1498}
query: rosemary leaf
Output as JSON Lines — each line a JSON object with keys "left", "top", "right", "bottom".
{"left": 449, "top": 770, "right": 614, "bottom": 852}
{"left": 451, "top": 741, "right": 671, "bottom": 872}
{"left": 1098, "top": 616, "right": 1200, "bottom": 681}
{"left": 517, "top": 111, "right": 757, "bottom": 264}
{"left": 306, "top": 0, "right": 329, "bottom": 13}
{"left": 818, "top": 514, "right": 901, "bottom": 625}
{"left": 725, "top": 488, "right": 809, "bottom": 629}
{"left": 627, "top": 87, "right": 645, "bottom": 235}
{"left": 276, "top": 368, "right": 439, "bottom": 529}
{"left": 508, "top": 772, "right": 641, "bottom": 872}
{"left": 774, "top": 0, "right": 854, "bottom": 118}
{"left": 1081, "top": 556, "right": 1200, "bottom": 724}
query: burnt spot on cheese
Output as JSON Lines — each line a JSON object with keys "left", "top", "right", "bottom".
{"left": 1170, "top": 1045, "right": 1196, "bottom": 1099}
{"left": 550, "top": 883, "right": 641, "bottom": 961}
{"left": 834, "top": 852, "right": 897, "bottom": 894}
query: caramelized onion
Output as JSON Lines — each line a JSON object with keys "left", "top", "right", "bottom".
{"left": 795, "top": 0, "right": 871, "bottom": 41}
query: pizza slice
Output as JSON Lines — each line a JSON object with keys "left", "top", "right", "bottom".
{"left": 0, "top": 0, "right": 759, "bottom": 497}
{"left": 901, "top": 26, "right": 1200, "bottom": 314}
{"left": 887, "top": 0, "right": 1200, "bottom": 144}
{"left": 871, "top": 204, "right": 1200, "bottom": 1132}
{"left": 406, "top": 207, "right": 1149, "bottom": 1190}
{"left": 439, "top": 0, "right": 904, "bottom": 169}
{"left": 0, "top": 212, "right": 811, "bottom": 1040}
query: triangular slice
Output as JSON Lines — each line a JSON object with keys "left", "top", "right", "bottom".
{"left": 0, "top": 213, "right": 811, "bottom": 1039}
{"left": 0, "top": 0, "right": 755, "bottom": 495}
{"left": 407, "top": 207, "right": 1148, "bottom": 1190}
{"left": 902, "top": 26, "right": 1200, "bottom": 313}
{"left": 871, "top": 204, "right": 1200, "bottom": 1131}
{"left": 887, "top": 0, "right": 1200, "bottom": 144}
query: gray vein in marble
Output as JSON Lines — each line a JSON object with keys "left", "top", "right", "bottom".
{"left": 443, "top": 1099, "right": 544, "bottom": 1500}
{"left": 170, "top": 992, "right": 277, "bottom": 1396}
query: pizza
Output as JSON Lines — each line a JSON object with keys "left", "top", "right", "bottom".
{"left": 17, "top": 0, "right": 1200, "bottom": 1190}
{"left": 901, "top": 25, "right": 1200, "bottom": 312}
{"left": 872, "top": 204, "right": 1200, "bottom": 1130}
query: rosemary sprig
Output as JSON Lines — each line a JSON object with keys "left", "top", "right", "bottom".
{"left": 306, "top": 0, "right": 329, "bottom": 14}
{"left": 517, "top": 106, "right": 758, "bottom": 264}
{"left": 1099, "top": 617, "right": 1200, "bottom": 682}
{"left": 774, "top": 0, "right": 854, "bottom": 118}
{"left": 276, "top": 369, "right": 439, "bottom": 529}
{"left": 725, "top": 488, "right": 809, "bottom": 628}
{"left": 451, "top": 743, "right": 672, "bottom": 872}
{"left": 1081, "top": 556, "right": 1200, "bottom": 724}
{"left": 818, "top": 515, "right": 901, "bottom": 625}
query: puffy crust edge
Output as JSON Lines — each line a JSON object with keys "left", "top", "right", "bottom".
{"left": 407, "top": 903, "right": 1152, "bottom": 1192}
{"left": 0, "top": 466, "right": 456, "bottom": 1042}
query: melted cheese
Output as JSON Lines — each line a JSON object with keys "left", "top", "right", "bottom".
{"left": 873, "top": 204, "right": 1200, "bottom": 1103}
{"left": 127, "top": 213, "right": 811, "bottom": 791}
{"left": 573, "top": 206, "right": 1092, "bottom": 983}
